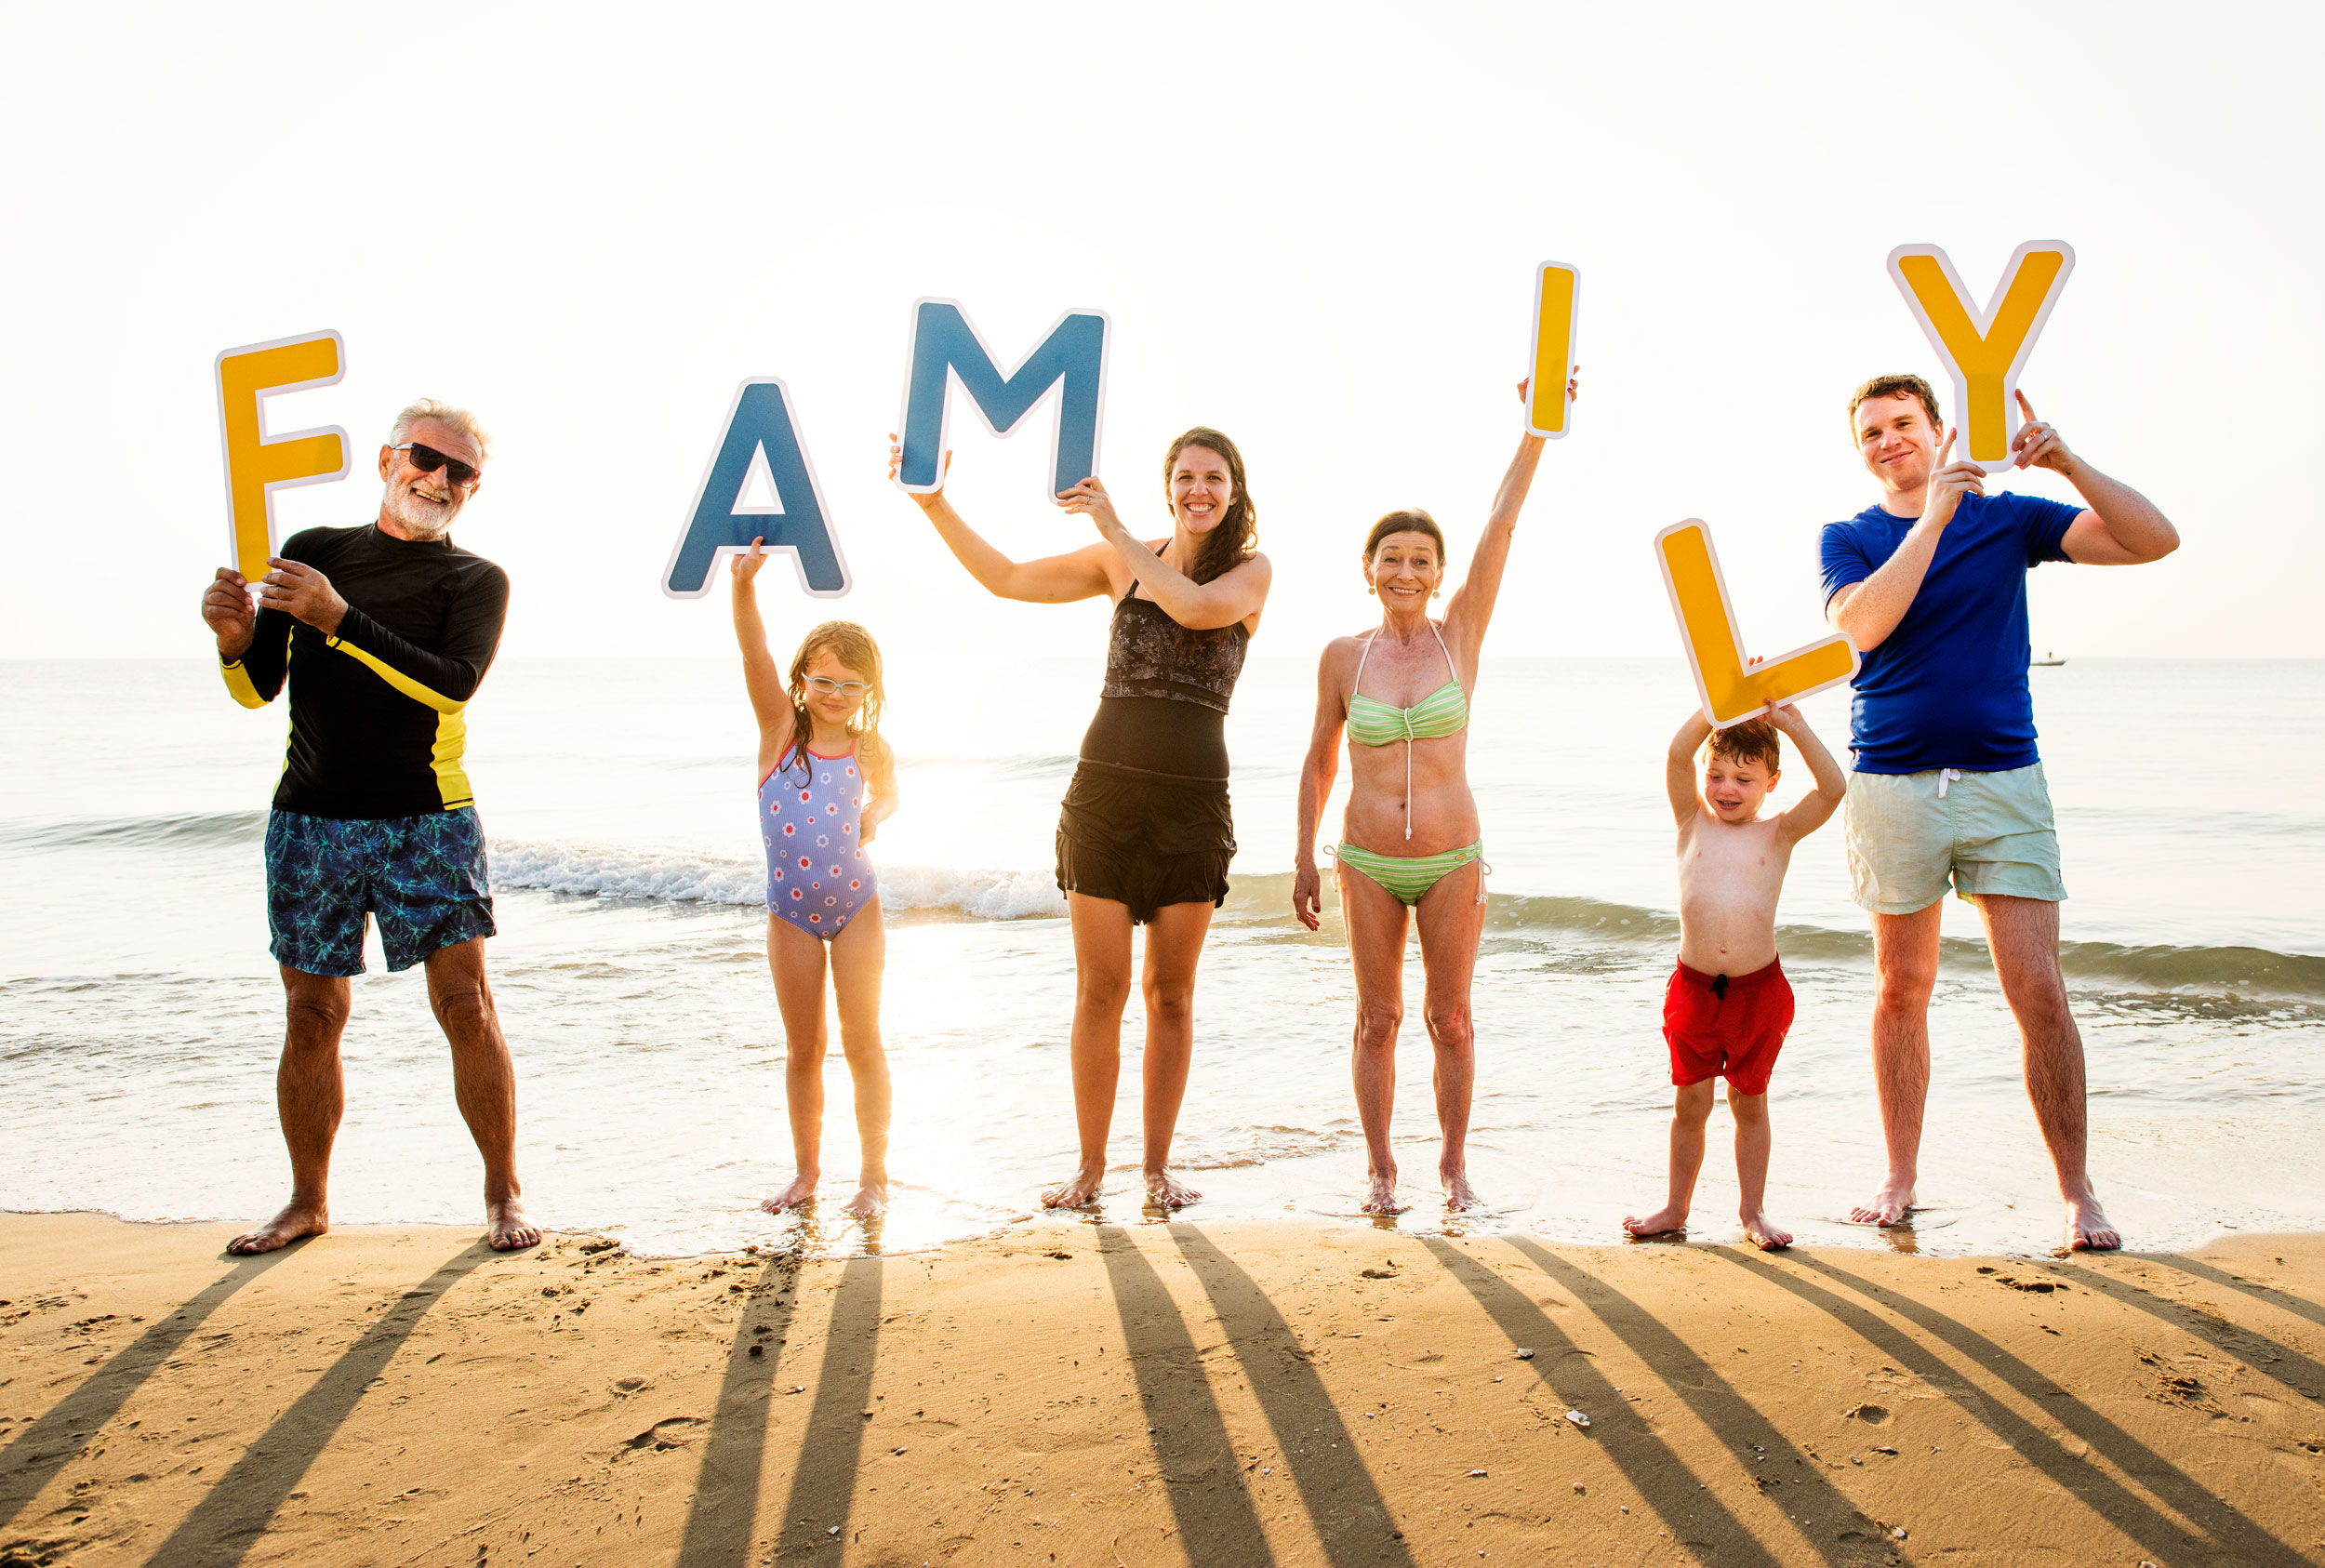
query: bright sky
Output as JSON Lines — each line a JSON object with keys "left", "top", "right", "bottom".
{"left": 7, "top": 3, "right": 2317, "bottom": 663}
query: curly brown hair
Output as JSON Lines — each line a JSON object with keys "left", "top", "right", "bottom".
{"left": 1705, "top": 716, "right": 1782, "bottom": 776}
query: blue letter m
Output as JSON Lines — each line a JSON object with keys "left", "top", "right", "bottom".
{"left": 895, "top": 299, "right": 1110, "bottom": 498}
{"left": 662, "top": 379, "right": 850, "bottom": 599}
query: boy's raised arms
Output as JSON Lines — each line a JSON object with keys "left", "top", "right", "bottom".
{"left": 1768, "top": 703, "right": 1849, "bottom": 844}
{"left": 1667, "top": 710, "right": 1713, "bottom": 830}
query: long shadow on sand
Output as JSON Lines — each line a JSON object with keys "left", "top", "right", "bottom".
{"left": 1171, "top": 1226, "right": 1415, "bottom": 1568}
{"left": 673, "top": 1251, "right": 804, "bottom": 1568}
{"left": 2039, "top": 1258, "right": 2325, "bottom": 1403}
{"left": 1507, "top": 1239, "right": 1888, "bottom": 1565}
{"left": 142, "top": 1242, "right": 490, "bottom": 1568}
{"left": 0, "top": 1247, "right": 294, "bottom": 1531}
{"left": 1418, "top": 1236, "right": 1785, "bottom": 1568}
{"left": 773, "top": 1254, "right": 884, "bottom": 1560}
{"left": 2141, "top": 1254, "right": 2325, "bottom": 1338}
{"left": 1717, "top": 1247, "right": 2308, "bottom": 1568}
{"left": 1096, "top": 1226, "right": 1276, "bottom": 1566}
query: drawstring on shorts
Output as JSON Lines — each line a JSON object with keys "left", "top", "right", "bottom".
{"left": 1937, "top": 767, "right": 1962, "bottom": 800}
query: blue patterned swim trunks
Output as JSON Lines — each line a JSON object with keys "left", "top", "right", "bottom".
{"left": 264, "top": 807, "right": 496, "bottom": 977}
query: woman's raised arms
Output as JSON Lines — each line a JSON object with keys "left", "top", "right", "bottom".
{"left": 731, "top": 539, "right": 798, "bottom": 776}
{"left": 889, "top": 436, "right": 1117, "bottom": 605}
{"left": 1440, "top": 374, "right": 1575, "bottom": 672}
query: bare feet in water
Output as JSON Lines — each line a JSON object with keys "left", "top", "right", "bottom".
{"left": 1848, "top": 1176, "right": 1917, "bottom": 1227}
{"left": 1042, "top": 1165, "right": 1104, "bottom": 1209}
{"left": 1361, "top": 1172, "right": 1406, "bottom": 1216}
{"left": 228, "top": 1200, "right": 329, "bottom": 1256}
{"left": 762, "top": 1173, "right": 818, "bottom": 1214}
{"left": 1442, "top": 1167, "right": 1483, "bottom": 1212}
{"left": 1145, "top": 1169, "right": 1201, "bottom": 1210}
{"left": 1740, "top": 1207, "right": 1791, "bottom": 1251}
{"left": 844, "top": 1180, "right": 888, "bottom": 1219}
{"left": 2064, "top": 1194, "right": 2119, "bottom": 1253}
{"left": 1621, "top": 1203, "right": 1687, "bottom": 1239}
{"left": 487, "top": 1197, "right": 541, "bottom": 1251}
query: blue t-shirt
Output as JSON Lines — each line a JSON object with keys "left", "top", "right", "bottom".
{"left": 1818, "top": 489, "right": 2081, "bottom": 775}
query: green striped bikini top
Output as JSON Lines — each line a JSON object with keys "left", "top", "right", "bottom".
{"left": 1345, "top": 623, "right": 1469, "bottom": 842}
{"left": 1346, "top": 623, "right": 1468, "bottom": 747}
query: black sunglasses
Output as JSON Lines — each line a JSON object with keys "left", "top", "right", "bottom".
{"left": 390, "top": 442, "right": 480, "bottom": 486}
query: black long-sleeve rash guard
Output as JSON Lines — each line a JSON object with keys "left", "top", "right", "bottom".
{"left": 221, "top": 524, "right": 511, "bottom": 819}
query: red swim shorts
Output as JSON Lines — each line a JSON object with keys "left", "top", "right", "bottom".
{"left": 1663, "top": 957, "right": 1792, "bottom": 1096}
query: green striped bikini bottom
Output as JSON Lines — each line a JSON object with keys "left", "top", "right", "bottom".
{"left": 1332, "top": 839, "right": 1485, "bottom": 907}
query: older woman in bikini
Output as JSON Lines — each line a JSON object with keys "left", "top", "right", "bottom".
{"left": 1293, "top": 377, "right": 1573, "bottom": 1214}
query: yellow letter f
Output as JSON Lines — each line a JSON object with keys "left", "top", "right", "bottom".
{"left": 215, "top": 329, "right": 350, "bottom": 582}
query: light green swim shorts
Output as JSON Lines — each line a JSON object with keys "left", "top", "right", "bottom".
{"left": 1843, "top": 763, "right": 2067, "bottom": 915}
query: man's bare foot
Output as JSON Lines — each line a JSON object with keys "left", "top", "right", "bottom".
{"left": 1042, "top": 1165, "right": 1105, "bottom": 1209}
{"left": 1361, "top": 1172, "right": 1406, "bottom": 1216}
{"left": 844, "top": 1180, "right": 888, "bottom": 1219}
{"left": 1145, "top": 1168, "right": 1202, "bottom": 1209}
{"left": 1848, "top": 1175, "right": 1917, "bottom": 1227}
{"left": 228, "top": 1201, "right": 328, "bottom": 1256}
{"left": 1621, "top": 1203, "right": 1688, "bottom": 1239}
{"left": 487, "top": 1197, "right": 541, "bottom": 1251}
{"left": 1741, "top": 1208, "right": 1791, "bottom": 1251}
{"left": 762, "top": 1173, "right": 818, "bottom": 1214}
{"left": 2064, "top": 1194, "right": 2119, "bottom": 1253}
{"left": 1442, "top": 1168, "right": 1483, "bottom": 1212}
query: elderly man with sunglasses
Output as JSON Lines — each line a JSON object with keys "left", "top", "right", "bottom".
{"left": 200, "top": 399, "right": 538, "bottom": 1255}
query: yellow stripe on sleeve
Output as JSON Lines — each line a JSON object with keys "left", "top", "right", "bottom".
{"left": 431, "top": 707, "right": 473, "bottom": 810}
{"left": 326, "top": 635, "right": 464, "bottom": 714}
{"left": 219, "top": 658, "right": 269, "bottom": 709}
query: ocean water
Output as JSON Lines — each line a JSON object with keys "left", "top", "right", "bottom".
{"left": 3, "top": 657, "right": 2320, "bottom": 1260}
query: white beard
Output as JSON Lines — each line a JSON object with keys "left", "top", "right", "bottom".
{"left": 384, "top": 479, "right": 461, "bottom": 539}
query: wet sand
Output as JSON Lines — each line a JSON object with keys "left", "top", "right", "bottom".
{"left": 2, "top": 1214, "right": 2319, "bottom": 1565}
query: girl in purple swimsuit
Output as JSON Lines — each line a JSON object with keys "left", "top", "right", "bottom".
{"left": 731, "top": 539, "right": 899, "bottom": 1219}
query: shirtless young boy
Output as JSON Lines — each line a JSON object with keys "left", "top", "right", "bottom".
{"left": 1624, "top": 705, "right": 1847, "bottom": 1251}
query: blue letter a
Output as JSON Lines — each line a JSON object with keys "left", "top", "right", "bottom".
{"left": 662, "top": 379, "right": 850, "bottom": 599}
{"left": 895, "top": 299, "right": 1110, "bottom": 498}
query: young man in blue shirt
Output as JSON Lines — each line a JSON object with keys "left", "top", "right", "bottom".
{"left": 1821, "top": 374, "right": 2178, "bottom": 1253}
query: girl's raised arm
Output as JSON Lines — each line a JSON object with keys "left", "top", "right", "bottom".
{"left": 731, "top": 540, "right": 797, "bottom": 771}
{"left": 1442, "top": 375, "right": 1574, "bottom": 671}
{"left": 890, "top": 436, "right": 1115, "bottom": 605}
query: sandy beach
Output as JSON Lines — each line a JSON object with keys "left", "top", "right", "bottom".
{"left": 1, "top": 1216, "right": 2318, "bottom": 1565}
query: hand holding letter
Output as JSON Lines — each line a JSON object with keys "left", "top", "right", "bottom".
{"left": 257, "top": 558, "right": 349, "bottom": 636}
{"left": 731, "top": 537, "right": 770, "bottom": 584}
{"left": 1056, "top": 476, "right": 1124, "bottom": 539}
{"left": 203, "top": 568, "right": 256, "bottom": 660}
{"left": 2009, "top": 390, "right": 2077, "bottom": 475}
{"left": 1516, "top": 369, "right": 1580, "bottom": 408}
{"left": 1921, "top": 430, "right": 1986, "bottom": 531}
{"left": 887, "top": 432, "right": 950, "bottom": 512}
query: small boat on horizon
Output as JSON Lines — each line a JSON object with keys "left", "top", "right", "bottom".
{"left": 2032, "top": 650, "right": 2066, "bottom": 667}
